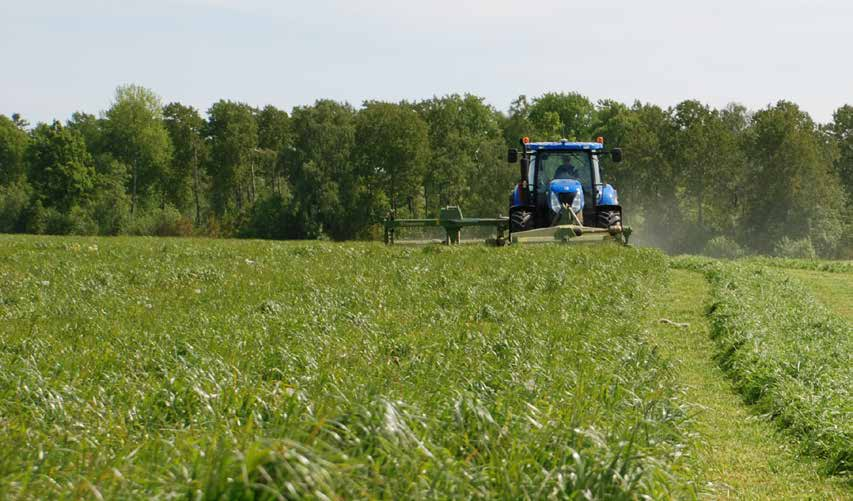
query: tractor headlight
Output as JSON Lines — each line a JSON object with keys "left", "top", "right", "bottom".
{"left": 571, "top": 191, "right": 583, "bottom": 213}
{"left": 549, "top": 191, "right": 561, "bottom": 213}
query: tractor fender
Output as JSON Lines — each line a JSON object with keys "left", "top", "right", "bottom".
{"left": 511, "top": 183, "right": 522, "bottom": 207}
{"left": 597, "top": 184, "right": 619, "bottom": 206}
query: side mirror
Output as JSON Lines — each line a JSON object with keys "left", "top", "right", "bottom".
{"left": 507, "top": 148, "right": 518, "bottom": 163}
{"left": 611, "top": 148, "right": 623, "bottom": 163}
{"left": 519, "top": 157, "right": 529, "bottom": 181}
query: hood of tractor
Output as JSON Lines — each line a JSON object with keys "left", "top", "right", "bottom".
{"left": 548, "top": 179, "right": 584, "bottom": 215}
{"left": 549, "top": 178, "right": 582, "bottom": 194}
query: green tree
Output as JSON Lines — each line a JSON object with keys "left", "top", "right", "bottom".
{"left": 354, "top": 101, "right": 429, "bottom": 223}
{"left": 240, "top": 192, "right": 295, "bottom": 240}
{"left": 205, "top": 100, "right": 259, "bottom": 217}
{"left": 89, "top": 155, "right": 132, "bottom": 235}
{"left": 716, "top": 103, "right": 752, "bottom": 237}
{"left": 830, "top": 105, "right": 853, "bottom": 198}
{"left": 164, "top": 102, "right": 207, "bottom": 223}
{"left": 720, "top": 103, "right": 751, "bottom": 137}
{"left": 102, "top": 85, "right": 172, "bottom": 215}
{"left": 0, "top": 114, "right": 30, "bottom": 185}
{"left": 593, "top": 100, "right": 633, "bottom": 147}
{"left": 830, "top": 105, "right": 853, "bottom": 257}
{"left": 417, "top": 94, "right": 511, "bottom": 217}
{"left": 743, "top": 101, "right": 845, "bottom": 255}
{"left": 528, "top": 92, "right": 597, "bottom": 141}
{"left": 0, "top": 114, "right": 31, "bottom": 232}
{"left": 502, "top": 95, "right": 534, "bottom": 146}
{"left": 615, "top": 102, "right": 681, "bottom": 250}
{"left": 282, "top": 100, "right": 357, "bottom": 239}
{"left": 503, "top": 93, "right": 595, "bottom": 145}
{"left": 256, "top": 105, "right": 292, "bottom": 196}
{"left": 26, "top": 121, "right": 96, "bottom": 212}
{"left": 670, "top": 100, "right": 744, "bottom": 249}
{"left": 66, "top": 112, "right": 103, "bottom": 155}
{"left": 591, "top": 100, "right": 636, "bottom": 196}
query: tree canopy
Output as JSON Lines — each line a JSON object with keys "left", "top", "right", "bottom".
{"left": 0, "top": 114, "right": 30, "bottom": 185}
{"left": 102, "top": 85, "right": 172, "bottom": 214}
{"left": 26, "top": 121, "right": 95, "bottom": 212}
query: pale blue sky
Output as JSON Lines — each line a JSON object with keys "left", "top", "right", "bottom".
{"left": 2, "top": 0, "right": 851, "bottom": 124}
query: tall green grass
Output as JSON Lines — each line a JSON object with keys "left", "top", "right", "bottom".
{"left": 0, "top": 236, "right": 694, "bottom": 498}
{"left": 673, "top": 254, "right": 853, "bottom": 274}
{"left": 739, "top": 256, "right": 853, "bottom": 274}
{"left": 689, "top": 261, "right": 852, "bottom": 475}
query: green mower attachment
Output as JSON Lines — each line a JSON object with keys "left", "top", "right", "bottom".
{"left": 509, "top": 223, "right": 631, "bottom": 245}
{"left": 383, "top": 206, "right": 509, "bottom": 245}
{"left": 382, "top": 206, "right": 630, "bottom": 246}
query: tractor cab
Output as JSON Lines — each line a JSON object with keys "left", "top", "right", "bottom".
{"left": 508, "top": 138, "right": 624, "bottom": 235}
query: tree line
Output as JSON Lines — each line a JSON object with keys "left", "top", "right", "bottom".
{"left": 1, "top": 85, "right": 851, "bottom": 258}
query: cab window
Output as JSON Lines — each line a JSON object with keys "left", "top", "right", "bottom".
{"left": 537, "top": 151, "right": 592, "bottom": 190}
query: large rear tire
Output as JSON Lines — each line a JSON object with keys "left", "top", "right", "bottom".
{"left": 510, "top": 209, "right": 534, "bottom": 233}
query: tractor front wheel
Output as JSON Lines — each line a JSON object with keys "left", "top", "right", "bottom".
{"left": 596, "top": 209, "right": 622, "bottom": 229}
{"left": 510, "top": 209, "right": 534, "bottom": 233}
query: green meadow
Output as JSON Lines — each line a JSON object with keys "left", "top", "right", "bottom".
{"left": 0, "top": 235, "right": 850, "bottom": 499}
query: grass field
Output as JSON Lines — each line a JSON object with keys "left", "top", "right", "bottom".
{"left": 0, "top": 236, "right": 694, "bottom": 499}
{"left": 1, "top": 235, "right": 850, "bottom": 499}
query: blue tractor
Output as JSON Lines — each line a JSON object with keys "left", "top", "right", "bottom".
{"left": 507, "top": 137, "right": 628, "bottom": 243}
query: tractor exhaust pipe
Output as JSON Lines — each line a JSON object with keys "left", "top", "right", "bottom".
{"left": 518, "top": 138, "right": 529, "bottom": 204}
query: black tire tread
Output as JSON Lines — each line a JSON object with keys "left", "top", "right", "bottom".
{"left": 596, "top": 209, "right": 621, "bottom": 228}
{"left": 510, "top": 210, "right": 533, "bottom": 233}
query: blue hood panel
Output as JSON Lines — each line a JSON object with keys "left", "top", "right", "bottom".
{"left": 549, "top": 179, "right": 583, "bottom": 194}
{"left": 548, "top": 179, "right": 584, "bottom": 213}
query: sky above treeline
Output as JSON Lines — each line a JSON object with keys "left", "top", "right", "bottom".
{"left": 3, "top": 0, "right": 852, "bottom": 125}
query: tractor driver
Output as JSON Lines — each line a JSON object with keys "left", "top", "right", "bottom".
{"left": 553, "top": 158, "right": 579, "bottom": 180}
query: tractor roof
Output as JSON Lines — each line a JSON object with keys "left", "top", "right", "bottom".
{"left": 526, "top": 141, "right": 603, "bottom": 151}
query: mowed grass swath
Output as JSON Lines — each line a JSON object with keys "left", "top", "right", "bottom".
{"left": 738, "top": 256, "right": 853, "bottom": 274}
{"left": 673, "top": 256, "right": 852, "bottom": 475}
{"left": 0, "top": 236, "right": 695, "bottom": 498}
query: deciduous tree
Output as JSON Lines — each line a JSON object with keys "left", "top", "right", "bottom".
{"left": 205, "top": 100, "right": 258, "bottom": 217}
{"left": 282, "top": 99, "right": 356, "bottom": 239}
{"left": 0, "top": 114, "right": 30, "bottom": 185}
{"left": 417, "top": 94, "right": 509, "bottom": 216}
{"left": 164, "top": 102, "right": 207, "bottom": 222}
{"left": 528, "top": 92, "right": 596, "bottom": 141}
{"left": 354, "top": 101, "right": 429, "bottom": 222}
{"left": 256, "top": 105, "right": 291, "bottom": 196}
{"left": 743, "top": 101, "right": 845, "bottom": 255}
{"left": 102, "top": 85, "right": 172, "bottom": 215}
{"left": 26, "top": 121, "right": 96, "bottom": 211}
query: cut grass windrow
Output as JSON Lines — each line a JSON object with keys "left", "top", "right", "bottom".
{"left": 0, "top": 236, "right": 695, "bottom": 499}
{"left": 739, "top": 256, "right": 853, "bottom": 274}
{"left": 652, "top": 269, "right": 848, "bottom": 499}
{"left": 673, "top": 256, "right": 852, "bottom": 476}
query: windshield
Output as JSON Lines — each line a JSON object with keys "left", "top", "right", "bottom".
{"left": 537, "top": 151, "right": 593, "bottom": 191}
